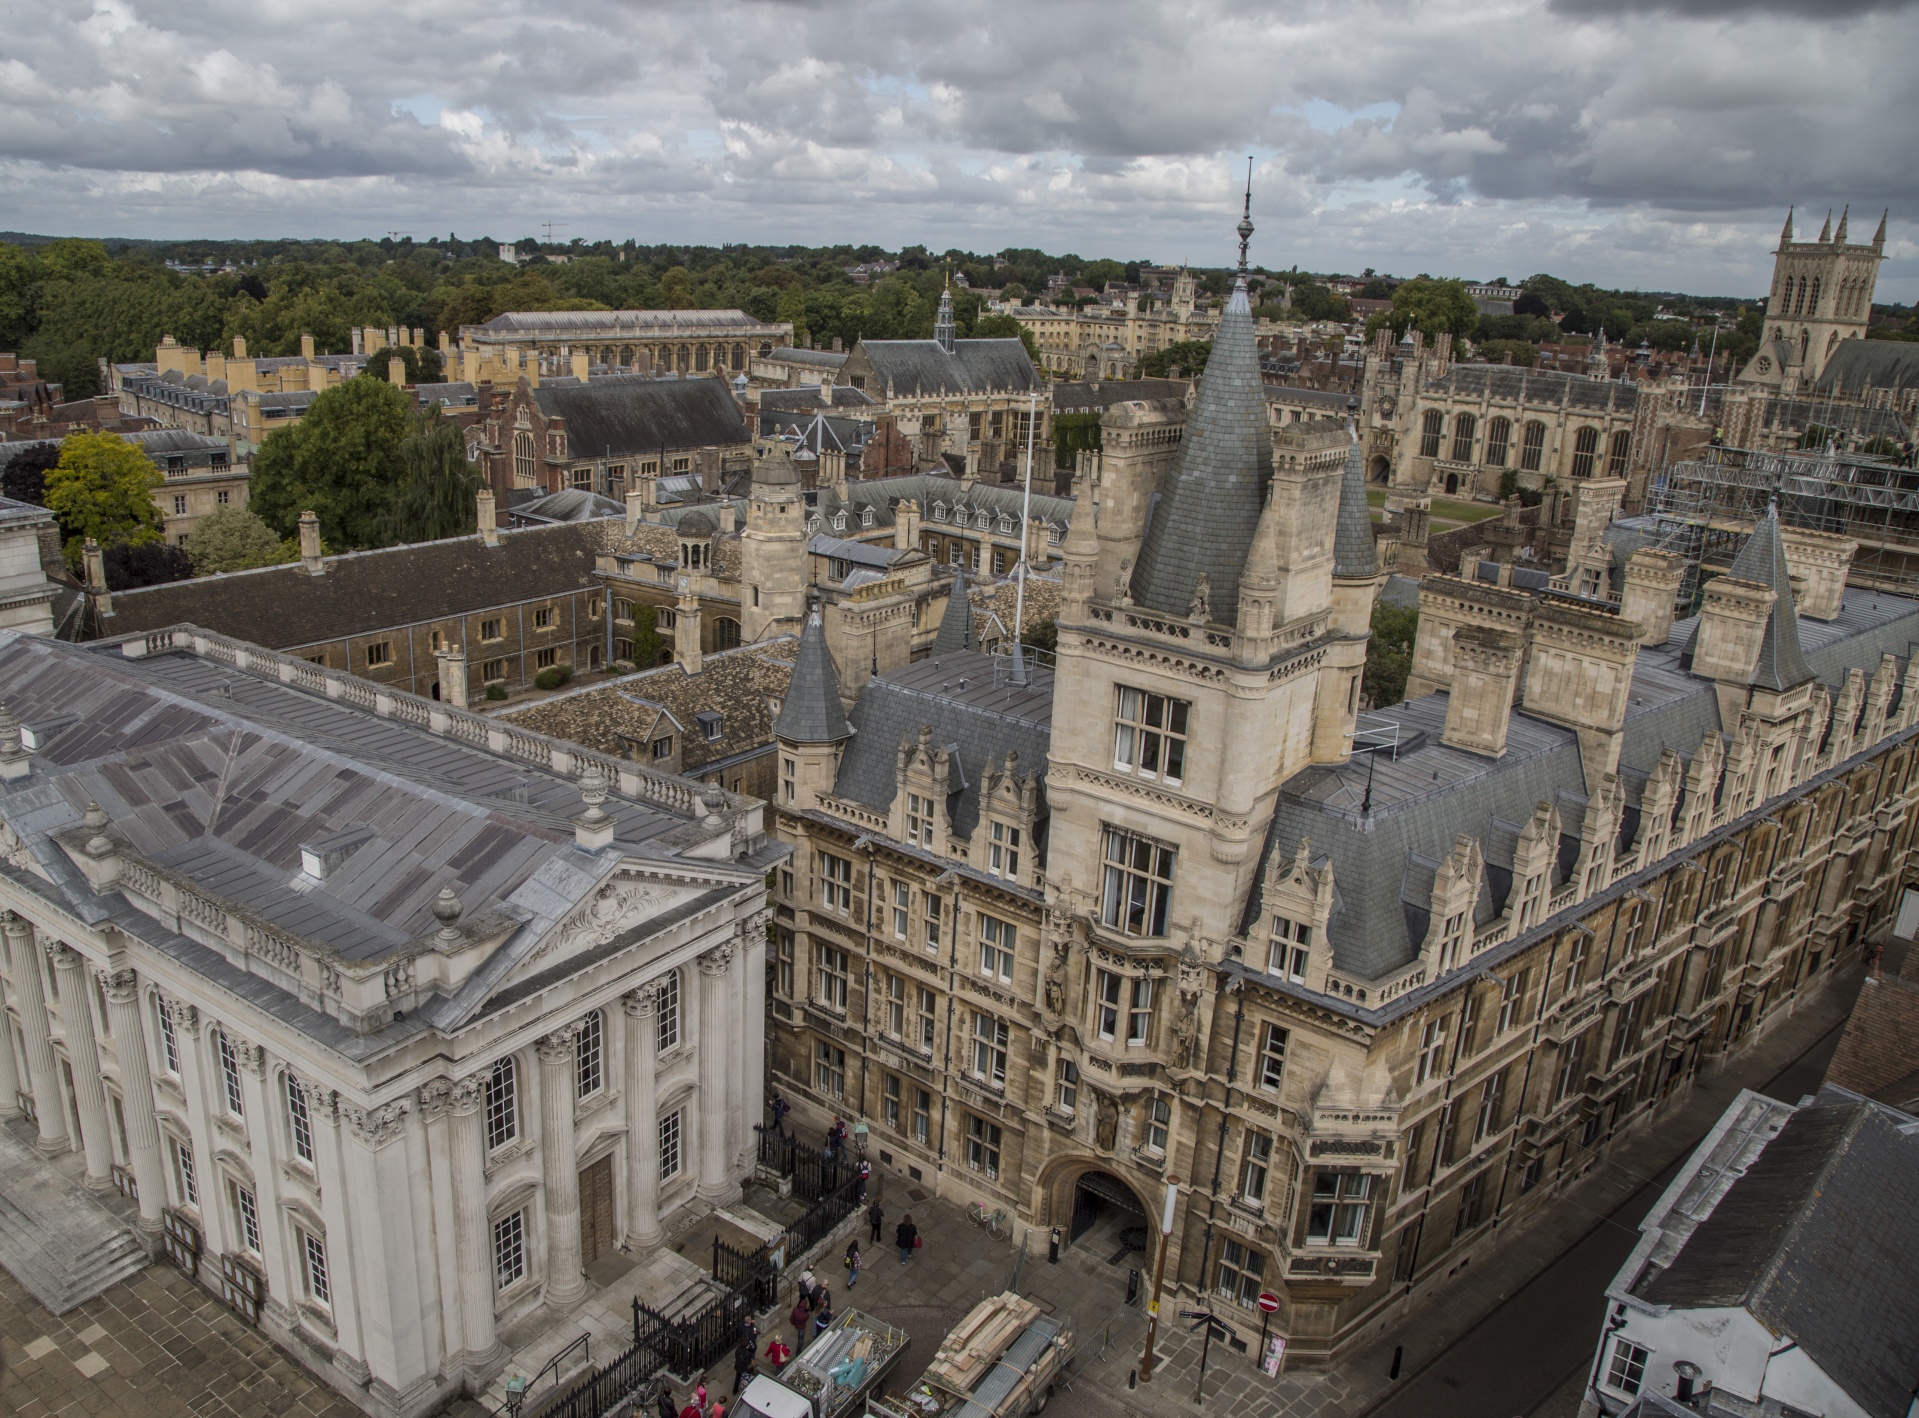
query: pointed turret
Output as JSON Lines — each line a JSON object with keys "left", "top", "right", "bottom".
{"left": 1780, "top": 206, "right": 1795, "bottom": 245}
{"left": 774, "top": 607, "right": 851, "bottom": 744}
{"left": 1729, "top": 504, "right": 1813, "bottom": 691}
{"left": 1873, "top": 209, "right": 1888, "bottom": 251}
{"left": 1333, "top": 413, "right": 1378, "bottom": 580}
{"left": 932, "top": 569, "right": 973, "bottom": 655}
{"left": 1683, "top": 503, "right": 1812, "bottom": 694}
{"left": 933, "top": 287, "right": 957, "bottom": 355}
{"left": 1817, "top": 210, "right": 1832, "bottom": 243}
{"left": 1834, "top": 205, "right": 1849, "bottom": 244}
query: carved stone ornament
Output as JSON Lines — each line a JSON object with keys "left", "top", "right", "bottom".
{"left": 0, "top": 821, "right": 38, "bottom": 876}
{"left": 342, "top": 1099, "right": 411, "bottom": 1149}
{"left": 533, "top": 876, "right": 669, "bottom": 963}
{"left": 698, "top": 942, "right": 736, "bottom": 976}
{"left": 623, "top": 984, "right": 659, "bottom": 1018}
{"left": 1172, "top": 990, "right": 1200, "bottom": 1062}
{"left": 1094, "top": 1091, "right": 1119, "bottom": 1152}
{"left": 105, "top": 969, "right": 139, "bottom": 1006}
{"left": 448, "top": 1075, "right": 487, "bottom": 1115}
{"left": 1043, "top": 940, "right": 1069, "bottom": 1018}
{"left": 417, "top": 1079, "right": 453, "bottom": 1120}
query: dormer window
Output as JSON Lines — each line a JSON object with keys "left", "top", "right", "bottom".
{"left": 1268, "top": 916, "right": 1310, "bottom": 983}
{"left": 861, "top": 507, "right": 875, "bottom": 528}
{"left": 997, "top": 514, "right": 1014, "bottom": 533}
{"left": 975, "top": 510, "right": 990, "bottom": 529}
{"left": 696, "top": 711, "right": 724, "bottom": 742}
{"left": 933, "top": 502, "right": 948, "bottom": 522}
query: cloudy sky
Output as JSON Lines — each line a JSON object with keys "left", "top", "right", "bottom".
{"left": 4, "top": 0, "right": 1915, "bottom": 298}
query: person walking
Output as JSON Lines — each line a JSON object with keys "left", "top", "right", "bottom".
{"left": 814, "top": 1296, "right": 835, "bottom": 1336}
{"left": 844, "top": 1239, "right": 862, "bottom": 1290}
{"left": 710, "top": 1398, "right": 727, "bottom": 1418}
{"left": 896, "top": 1213, "right": 918, "bottom": 1266}
{"left": 867, "top": 1199, "right": 884, "bottom": 1244}
{"left": 789, "top": 1296, "right": 810, "bottom": 1351}
{"left": 770, "top": 1094, "right": 791, "bottom": 1139}
{"left": 765, "top": 1336, "right": 791, "bottom": 1374}
{"left": 733, "top": 1338, "right": 757, "bottom": 1395}
{"left": 695, "top": 1382, "right": 708, "bottom": 1411}
{"left": 796, "top": 1268, "right": 818, "bottom": 1310}
{"left": 656, "top": 1385, "right": 678, "bottom": 1418}
{"left": 856, "top": 1159, "right": 871, "bottom": 1201}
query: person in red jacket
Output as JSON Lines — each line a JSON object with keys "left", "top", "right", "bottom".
{"left": 765, "top": 1336, "right": 792, "bottom": 1373}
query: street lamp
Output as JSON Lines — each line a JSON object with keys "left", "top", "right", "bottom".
{"left": 1137, "top": 1174, "right": 1179, "bottom": 1383}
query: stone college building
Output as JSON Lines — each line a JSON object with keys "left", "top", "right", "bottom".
{"left": 765, "top": 212, "right": 1919, "bottom": 1365}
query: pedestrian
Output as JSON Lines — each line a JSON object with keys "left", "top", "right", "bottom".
{"left": 695, "top": 1382, "right": 708, "bottom": 1411}
{"left": 656, "top": 1386, "right": 678, "bottom": 1418}
{"left": 733, "top": 1338, "right": 756, "bottom": 1395}
{"left": 710, "top": 1399, "right": 726, "bottom": 1418}
{"left": 814, "top": 1296, "right": 834, "bottom": 1336}
{"left": 856, "top": 1159, "right": 871, "bottom": 1201}
{"left": 679, "top": 1402, "right": 702, "bottom": 1418}
{"left": 844, "top": 1238, "right": 862, "bottom": 1290}
{"left": 771, "top": 1094, "right": 791, "bottom": 1139}
{"left": 765, "top": 1336, "right": 792, "bottom": 1373}
{"left": 896, "top": 1213, "right": 918, "bottom": 1266}
{"left": 867, "top": 1199, "right": 884, "bottom": 1244}
{"left": 796, "top": 1268, "right": 817, "bottom": 1308}
{"left": 789, "top": 1296, "right": 810, "bottom": 1351}
{"left": 739, "top": 1315, "right": 759, "bottom": 1351}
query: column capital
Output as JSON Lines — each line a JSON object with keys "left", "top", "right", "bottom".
{"left": 234, "top": 1037, "right": 266, "bottom": 1078}
{"left": 1, "top": 912, "right": 28, "bottom": 941}
{"left": 172, "top": 1001, "right": 202, "bottom": 1037}
{"left": 623, "top": 986, "right": 658, "bottom": 1019}
{"left": 105, "top": 969, "right": 139, "bottom": 1006}
{"left": 697, "top": 942, "right": 736, "bottom": 977}
{"left": 50, "top": 941, "right": 83, "bottom": 971}
{"left": 418, "top": 1079, "right": 453, "bottom": 1121}
{"left": 449, "top": 1074, "right": 487, "bottom": 1115}
{"left": 536, "top": 1022, "right": 582, "bottom": 1064}
{"left": 341, "top": 1098, "right": 411, "bottom": 1150}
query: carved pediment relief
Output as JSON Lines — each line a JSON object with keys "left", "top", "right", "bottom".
{"left": 0, "top": 821, "right": 47, "bottom": 882}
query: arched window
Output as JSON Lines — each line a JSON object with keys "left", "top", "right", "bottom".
{"left": 695, "top": 344, "right": 709, "bottom": 372}
{"left": 1799, "top": 330, "right": 1811, "bottom": 363}
{"left": 1608, "top": 430, "right": 1631, "bottom": 477}
{"left": 513, "top": 429, "right": 536, "bottom": 487}
{"left": 485, "top": 1057, "right": 518, "bottom": 1150}
{"left": 678, "top": 345, "right": 691, "bottom": 372}
{"left": 1570, "top": 426, "right": 1599, "bottom": 478}
{"left": 1485, "top": 418, "right": 1511, "bottom": 467}
{"left": 732, "top": 343, "right": 746, "bottom": 370}
{"left": 1419, "top": 408, "right": 1444, "bottom": 458}
{"left": 620, "top": 345, "right": 634, "bottom": 367}
{"left": 1807, "top": 278, "right": 1821, "bottom": 314}
{"left": 1450, "top": 412, "right": 1476, "bottom": 462}
{"left": 1520, "top": 422, "right": 1546, "bottom": 472}
{"left": 714, "top": 617, "right": 741, "bottom": 650}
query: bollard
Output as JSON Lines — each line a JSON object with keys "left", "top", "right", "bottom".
{"left": 1129, "top": 1369, "right": 1138, "bottom": 1390}
{"left": 1049, "top": 1226, "right": 1061, "bottom": 1264}
{"left": 1126, "top": 1267, "right": 1141, "bottom": 1306}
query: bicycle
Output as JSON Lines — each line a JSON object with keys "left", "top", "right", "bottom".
{"left": 967, "top": 1203, "right": 1008, "bottom": 1237}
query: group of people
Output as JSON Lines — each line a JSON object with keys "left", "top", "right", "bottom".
{"left": 656, "top": 1378, "right": 730, "bottom": 1418}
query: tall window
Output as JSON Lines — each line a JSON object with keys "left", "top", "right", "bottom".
{"left": 1607, "top": 430, "right": 1631, "bottom": 477}
{"left": 513, "top": 429, "right": 537, "bottom": 487}
{"left": 965, "top": 1114, "right": 1002, "bottom": 1179}
{"left": 1419, "top": 408, "right": 1444, "bottom": 458}
{"left": 1268, "top": 915, "right": 1310, "bottom": 983}
{"left": 1454, "top": 1171, "right": 1488, "bottom": 1236}
{"left": 883, "top": 1074, "right": 902, "bottom": 1131}
{"left": 1450, "top": 412, "right": 1476, "bottom": 462}
{"left": 1113, "top": 688, "right": 1189, "bottom": 785}
{"left": 816, "top": 1041, "right": 846, "bottom": 1098}
{"left": 892, "top": 881, "right": 910, "bottom": 939}
{"left": 821, "top": 853, "right": 853, "bottom": 913}
{"left": 1257, "top": 1022, "right": 1289, "bottom": 1091}
{"left": 1238, "top": 1132, "right": 1274, "bottom": 1205}
{"left": 912, "top": 1087, "right": 931, "bottom": 1144}
{"left": 217, "top": 1032, "right": 245, "bottom": 1117}
{"left": 1495, "top": 969, "right": 1528, "bottom": 1035}
{"left": 230, "top": 1180, "right": 260, "bottom": 1254}
{"left": 979, "top": 915, "right": 1016, "bottom": 983}
{"left": 576, "top": 1011, "right": 604, "bottom": 1098}
{"left": 777, "top": 928, "right": 795, "bottom": 996}
{"left": 156, "top": 997, "right": 179, "bottom": 1075}
{"left": 905, "top": 793, "right": 935, "bottom": 848}
{"left": 493, "top": 1211, "right": 526, "bottom": 1290}
{"left": 917, "top": 987, "right": 937, "bottom": 1052}
{"left": 818, "top": 946, "right": 849, "bottom": 1011}
{"left": 1056, "top": 1060, "right": 1080, "bottom": 1114}
{"left": 924, "top": 895, "right": 943, "bottom": 953}
{"left": 971, "top": 1014, "right": 1009, "bottom": 1087}
{"left": 885, "top": 975, "right": 906, "bottom": 1038}
{"left": 989, "top": 822, "right": 1021, "bottom": 880}
{"left": 1555, "top": 1030, "right": 1588, "bottom": 1104}
{"left": 1520, "top": 421, "right": 1546, "bottom": 472}
{"left": 486, "top": 1057, "right": 518, "bottom": 1150}
{"left": 1216, "top": 1239, "right": 1265, "bottom": 1306}
{"left": 173, "top": 1138, "right": 198, "bottom": 1206}
{"left": 1484, "top": 418, "right": 1511, "bottom": 467}
{"left": 659, "top": 1109, "right": 684, "bottom": 1179}
{"left": 1563, "top": 933, "right": 1589, "bottom": 996}
{"left": 1126, "top": 976, "right": 1155, "bottom": 1045}
{"left": 1143, "top": 1097, "right": 1171, "bottom": 1154}
{"left": 286, "top": 1076, "right": 314, "bottom": 1164}
{"left": 1570, "top": 426, "right": 1599, "bottom": 478}
{"left": 1101, "top": 828, "right": 1175, "bottom": 937}
{"left": 1306, "top": 1172, "right": 1374, "bottom": 1246}
{"left": 1094, "top": 970, "right": 1122, "bottom": 1041}
{"left": 656, "top": 970, "right": 681, "bottom": 1051}
{"left": 1414, "top": 1018, "right": 1447, "bottom": 1085}
{"left": 1473, "top": 1069, "right": 1506, "bottom": 1144}
{"left": 299, "top": 1228, "right": 331, "bottom": 1306}
{"left": 1604, "top": 1338, "right": 1650, "bottom": 1397}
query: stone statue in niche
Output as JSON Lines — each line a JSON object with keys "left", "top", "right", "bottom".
{"left": 1043, "top": 938, "right": 1069, "bottom": 1017}
{"left": 1094, "top": 1091, "right": 1118, "bottom": 1152}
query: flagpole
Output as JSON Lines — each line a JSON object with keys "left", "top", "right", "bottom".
{"left": 1015, "top": 388, "right": 1036, "bottom": 644}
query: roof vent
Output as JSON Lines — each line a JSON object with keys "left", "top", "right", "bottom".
{"left": 300, "top": 826, "right": 375, "bottom": 880}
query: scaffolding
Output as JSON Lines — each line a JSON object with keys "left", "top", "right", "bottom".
{"left": 1640, "top": 444, "right": 1919, "bottom": 605}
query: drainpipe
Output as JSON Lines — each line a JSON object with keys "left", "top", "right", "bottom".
{"left": 935, "top": 872, "right": 961, "bottom": 1173}
{"left": 1191, "top": 979, "right": 1246, "bottom": 1308}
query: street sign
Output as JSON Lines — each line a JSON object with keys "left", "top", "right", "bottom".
{"left": 1178, "top": 1309, "right": 1211, "bottom": 1321}
{"left": 1255, "top": 1292, "right": 1281, "bottom": 1314}
{"left": 1146, "top": 1301, "right": 1158, "bottom": 1317}
{"left": 1209, "top": 1319, "right": 1240, "bottom": 1343}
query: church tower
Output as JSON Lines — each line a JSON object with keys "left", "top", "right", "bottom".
{"left": 739, "top": 440, "right": 808, "bottom": 644}
{"left": 1739, "top": 206, "right": 1886, "bottom": 390}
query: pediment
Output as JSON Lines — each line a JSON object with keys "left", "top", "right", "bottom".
{"left": 490, "top": 862, "right": 728, "bottom": 993}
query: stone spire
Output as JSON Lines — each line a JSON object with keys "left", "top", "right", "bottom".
{"left": 934, "top": 287, "right": 957, "bottom": 355}
{"left": 932, "top": 569, "right": 973, "bottom": 655}
{"left": 1817, "top": 209, "right": 1832, "bottom": 243}
{"left": 1834, "top": 205, "right": 1849, "bottom": 243}
{"left": 1873, "top": 209, "right": 1888, "bottom": 251}
{"left": 1731, "top": 504, "right": 1813, "bottom": 691}
{"left": 1333, "top": 404, "right": 1378, "bottom": 580}
{"left": 1128, "top": 182, "right": 1270, "bottom": 624}
{"left": 774, "top": 606, "right": 851, "bottom": 743}
{"left": 1780, "top": 206, "right": 1795, "bottom": 245}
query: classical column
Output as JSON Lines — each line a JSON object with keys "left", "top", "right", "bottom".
{"left": 417, "top": 1082, "right": 463, "bottom": 1370}
{"left": 696, "top": 945, "right": 735, "bottom": 1198}
{"left": 52, "top": 945, "right": 112, "bottom": 1187}
{"left": 444, "top": 1075, "right": 503, "bottom": 1371}
{"left": 623, "top": 988, "right": 662, "bottom": 1249}
{"left": 6, "top": 917, "right": 67, "bottom": 1152}
{"left": 0, "top": 949, "right": 20, "bottom": 1121}
{"left": 537, "top": 1026, "right": 587, "bottom": 1309}
{"left": 741, "top": 915, "right": 768, "bottom": 1164}
{"left": 103, "top": 971, "right": 166, "bottom": 1230}
{"left": 310, "top": 1087, "right": 370, "bottom": 1385}
{"left": 339, "top": 1099, "right": 429, "bottom": 1401}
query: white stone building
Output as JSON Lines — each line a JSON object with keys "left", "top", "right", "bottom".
{"left": 0, "top": 496, "right": 57, "bottom": 637}
{"left": 0, "top": 624, "right": 781, "bottom": 1416}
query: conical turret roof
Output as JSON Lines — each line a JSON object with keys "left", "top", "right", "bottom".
{"left": 1726, "top": 506, "right": 1813, "bottom": 691}
{"left": 774, "top": 608, "right": 851, "bottom": 743}
{"left": 932, "top": 569, "right": 973, "bottom": 655}
{"left": 1333, "top": 427, "right": 1378, "bottom": 579}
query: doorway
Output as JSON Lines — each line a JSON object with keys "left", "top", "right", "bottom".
{"left": 1068, "top": 1170, "right": 1149, "bottom": 1265}
{"left": 579, "top": 1156, "right": 615, "bottom": 1263}
{"left": 1444, "top": 473, "right": 1460, "bottom": 495}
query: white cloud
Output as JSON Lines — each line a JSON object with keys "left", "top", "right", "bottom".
{"left": 1, "top": 0, "right": 1913, "bottom": 297}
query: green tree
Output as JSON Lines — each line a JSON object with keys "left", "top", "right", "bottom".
{"left": 386, "top": 414, "right": 480, "bottom": 544}
{"left": 1052, "top": 411, "right": 1103, "bottom": 469}
{"left": 970, "top": 313, "right": 1039, "bottom": 362}
{"left": 248, "top": 375, "right": 412, "bottom": 548}
{"left": 185, "top": 506, "right": 295, "bottom": 574}
{"left": 1388, "top": 277, "right": 1479, "bottom": 341}
{"left": 368, "top": 344, "right": 445, "bottom": 384}
{"left": 1362, "top": 600, "right": 1419, "bottom": 709}
{"left": 43, "top": 431, "right": 165, "bottom": 567}
{"left": 1475, "top": 339, "right": 1538, "bottom": 367}
{"left": 777, "top": 283, "right": 808, "bottom": 345}
{"left": 1291, "top": 283, "right": 1351, "bottom": 322}
{"left": 660, "top": 266, "right": 695, "bottom": 307}
{"left": 0, "top": 441, "right": 58, "bottom": 505}
{"left": 1140, "top": 339, "right": 1213, "bottom": 379}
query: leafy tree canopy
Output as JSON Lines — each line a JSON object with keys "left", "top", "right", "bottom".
{"left": 248, "top": 375, "right": 413, "bottom": 549}
{"left": 0, "top": 441, "right": 58, "bottom": 505}
{"left": 1140, "top": 339, "right": 1213, "bottom": 379}
{"left": 970, "top": 313, "right": 1039, "bottom": 362}
{"left": 185, "top": 505, "right": 296, "bottom": 574}
{"left": 44, "top": 431, "right": 165, "bottom": 567}
{"left": 1388, "top": 277, "right": 1480, "bottom": 341}
{"left": 1362, "top": 600, "right": 1419, "bottom": 709}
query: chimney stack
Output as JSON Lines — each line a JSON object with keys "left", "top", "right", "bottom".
{"left": 298, "top": 511, "right": 325, "bottom": 574}
{"left": 437, "top": 644, "right": 468, "bottom": 708}
{"left": 625, "top": 486, "right": 645, "bottom": 535}
{"left": 675, "top": 577, "right": 704, "bottom": 675}
{"left": 388, "top": 356, "right": 408, "bottom": 387}
{"left": 895, "top": 498, "right": 921, "bottom": 551}
{"left": 571, "top": 351, "right": 590, "bottom": 382}
{"left": 232, "top": 335, "right": 247, "bottom": 359}
{"left": 1620, "top": 549, "right": 1686, "bottom": 645}
{"left": 80, "top": 538, "right": 112, "bottom": 617}
{"left": 300, "top": 333, "right": 316, "bottom": 360}
{"left": 476, "top": 487, "right": 499, "bottom": 548}
{"left": 1441, "top": 626, "right": 1522, "bottom": 758}
{"left": 1778, "top": 526, "right": 1856, "bottom": 621}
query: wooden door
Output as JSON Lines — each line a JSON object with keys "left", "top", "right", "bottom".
{"left": 579, "top": 1156, "right": 615, "bottom": 1262}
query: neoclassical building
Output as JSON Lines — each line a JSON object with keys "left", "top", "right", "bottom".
{"left": 0, "top": 626, "right": 777, "bottom": 1416}
{"left": 764, "top": 215, "right": 1918, "bottom": 1366}
{"left": 455, "top": 309, "right": 792, "bottom": 380}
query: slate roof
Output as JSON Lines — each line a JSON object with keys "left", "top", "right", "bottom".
{"left": 1333, "top": 434, "right": 1378, "bottom": 579}
{"left": 803, "top": 474, "right": 1074, "bottom": 541}
{"left": 532, "top": 376, "right": 751, "bottom": 458}
{"left": 1813, "top": 338, "right": 1919, "bottom": 396}
{"left": 1129, "top": 277, "right": 1270, "bottom": 624}
{"left": 1635, "top": 1096, "right": 1919, "bottom": 1418}
{"left": 764, "top": 347, "right": 849, "bottom": 371}
{"left": 510, "top": 489, "right": 624, "bottom": 524}
{"left": 478, "top": 310, "right": 780, "bottom": 334}
{"left": 851, "top": 339, "right": 1039, "bottom": 398}
{"left": 832, "top": 648, "right": 1053, "bottom": 840}
{"left": 757, "top": 386, "right": 877, "bottom": 412}
{"left": 774, "top": 611, "right": 851, "bottom": 744}
{"left": 1826, "top": 960, "right": 1919, "bottom": 1110}
{"left": 0, "top": 428, "right": 232, "bottom": 468}
{"left": 1051, "top": 379, "right": 1188, "bottom": 412}
{"left": 78, "top": 521, "right": 610, "bottom": 647}
{"left": 1419, "top": 364, "right": 1641, "bottom": 413}
{"left": 932, "top": 569, "right": 974, "bottom": 654}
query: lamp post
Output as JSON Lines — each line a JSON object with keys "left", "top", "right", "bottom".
{"left": 1137, "top": 1174, "right": 1179, "bottom": 1383}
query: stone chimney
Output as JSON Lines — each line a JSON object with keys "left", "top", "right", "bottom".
{"left": 364, "top": 325, "right": 386, "bottom": 355}
{"left": 0, "top": 703, "right": 28, "bottom": 782}
{"left": 80, "top": 537, "right": 112, "bottom": 619}
{"left": 232, "top": 335, "right": 247, "bottom": 360}
{"left": 412, "top": 327, "right": 424, "bottom": 348}
{"left": 205, "top": 352, "right": 227, "bottom": 386}
{"left": 388, "top": 356, "right": 407, "bottom": 387}
{"left": 1523, "top": 600, "right": 1642, "bottom": 786}
{"left": 437, "top": 644, "right": 468, "bottom": 709}
{"left": 674, "top": 578, "right": 704, "bottom": 675}
{"left": 1442, "top": 626, "right": 1523, "bottom": 758}
{"left": 300, "top": 333, "right": 315, "bottom": 360}
{"left": 463, "top": 348, "right": 480, "bottom": 383}
{"left": 1779, "top": 526, "right": 1855, "bottom": 621}
{"left": 476, "top": 487, "right": 499, "bottom": 547}
{"left": 1620, "top": 549, "right": 1686, "bottom": 645}
{"left": 716, "top": 501, "right": 737, "bottom": 535}
{"left": 298, "top": 511, "right": 325, "bottom": 574}
{"left": 895, "top": 498, "right": 921, "bottom": 551}
{"left": 571, "top": 351, "right": 590, "bottom": 382}
{"left": 1691, "top": 574, "right": 1774, "bottom": 713}
{"left": 625, "top": 487, "right": 646, "bottom": 535}
{"left": 820, "top": 447, "right": 847, "bottom": 493}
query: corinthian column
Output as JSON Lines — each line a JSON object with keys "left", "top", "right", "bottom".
{"left": 537, "top": 1026, "right": 587, "bottom": 1309}
{"left": 445, "top": 1075, "right": 503, "bottom": 1371}
{"left": 623, "top": 988, "right": 662, "bottom": 1249}
{"left": 103, "top": 971, "right": 165, "bottom": 1230}
{"left": 6, "top": 917, "right": 67, "bottom": 1152}
{"left": 0, "top": 943, "right": 20, "bottom": 1122}
{"left": 52, "top": 945, "right": 112, "bottom": 1188}
{"left": 696, "top": 945, "right": 736, "bottom": 1199}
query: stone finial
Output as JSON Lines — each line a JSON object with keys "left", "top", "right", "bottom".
{"left": 0, "top": 703, "right": 26, "bottom": 782}
{"left": 574, "top": 768, "right": 615, "bottom": 850}
{"left": 298, "top": 511, "right": 324, "bottom": 574}
{"left": 81, "top": 800, "right": 112, "bottom": 857}
{"left": 701, "top": 781, "right": 727, "bottom": 829}
{"left": 432, "top": 887, "right": 464, "bottom": 944}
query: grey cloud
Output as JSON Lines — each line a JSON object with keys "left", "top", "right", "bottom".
{"left": 1549, "top": 0, "right": 1913, "bottom": 15}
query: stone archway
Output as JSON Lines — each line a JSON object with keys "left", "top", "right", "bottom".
{"left": 1369, "top": 455, "right": 1390, "bottom": 485}
{"left": 1038, "top": 1158, "right": 1154, "bottom": 1267}
{"left": 1444, "top": 472, "right": 1460, "bottom": 495}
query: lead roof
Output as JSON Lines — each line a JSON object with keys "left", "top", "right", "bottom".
{"left": 773, "top": 612, "right": 851, "bottom": 745}
{"left": 531, "top": 376, "right": 751, "bottom": 459}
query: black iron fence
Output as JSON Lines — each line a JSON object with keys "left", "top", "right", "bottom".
{"left": 754, "top": 1123, "right": 846, "bottom": 1203}
{"left": 537, "top": 1300, "right": 669, "bottom": 1418}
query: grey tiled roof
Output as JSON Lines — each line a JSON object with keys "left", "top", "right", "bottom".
{"left": 532, "top": 376, "right": 750, "bottom": 458}
{"left": 832, "top": 649, "right": 1052, "bottom": 839}
{"left": 765, "top": 347, "right": 849, "bottom": 370}
{"left": 478, "top": 309, "right": 779, "bottom": 334}
{"left": 1813, "top": 337, "right": 1919, "bottom": 396}
{"left": 1420, "top": 364, "right": 1641, "bottom": 413}
{"left": 852, "top": 339, "right": 1039, "bottom": 398}
{"left": 1636, "top": 1095, "right": 1919, "bottom": 1418}
{"left": 1333, "top": 435, "right": 1378, "bottom": 579}
{"left": 932, "top": 570, "right": 973, "bottom": 654}
{"left": 773, "top": 611, "right": 851, "bottom": 744}
{"left": 1129, "top": 279, "right": 1269, "bottom": 624}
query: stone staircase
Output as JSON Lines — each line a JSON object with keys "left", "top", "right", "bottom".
{"left": 0, "top": 1125, "right": 150, "bottom": 1315}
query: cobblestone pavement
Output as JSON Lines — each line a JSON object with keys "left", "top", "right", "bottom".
{"left": 0, "top": 1259, "right": 363, "bottom": 1418}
